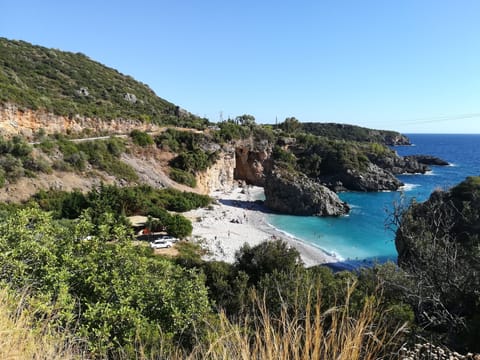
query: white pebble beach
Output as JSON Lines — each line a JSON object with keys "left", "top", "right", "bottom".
{"left": 184, "top": 185, "right": 339, "bottom": 267}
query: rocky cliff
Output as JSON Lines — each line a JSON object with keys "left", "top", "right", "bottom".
{"left": 320, "top": 163, "right": 404, "bottom": 192}
{"left": 0, "top": 103, "right": 162, "bottom": 139}
{"left": 197, "top": 135, "right": 438, "bottom": 196}
{"left": 369, "top": 152, "right": 430, "bottom": 175}
{"left": 196, "top": 147, "right": 236, "bottom": 193}
{"left": 234, "top": 139, "right": 273, "bottom": 186}
{"left": 404, "top": 154, "right": 450, "bottom": 166}
{"left": 264, "top": 167, "right": 349, "bottom": 216}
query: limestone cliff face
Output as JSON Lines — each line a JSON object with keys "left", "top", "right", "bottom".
{"left": 234, "top": 139, "right": 273, "bottom": 186}
{"left": 196, "top": 148, "right": 236, "bottom": 194}
{"left": 195, "top": 138, "right": 273, "bottom": 194}
{"left": 0, "top": 103, "right": 162, "bottom": 139}
{"left": 383, "top": 133, "right": 411, "bottom": 146}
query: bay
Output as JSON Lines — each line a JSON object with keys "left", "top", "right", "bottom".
{"left": 266, "top": 134, "right": 480, "bottom": 266}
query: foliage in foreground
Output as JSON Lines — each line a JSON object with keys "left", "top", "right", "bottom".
{"left": 184, "top": 285, "right": 405, "bottom": 360}
{"left": 0, "top": 207, "right": 211, "bottom": 358}
{"left": 0, "top": 199, "right": 412, "bottom": 359}
{"left": 0, "top": 272, "right": 406, "bottom": 360}
{"left": 0, "top": 286, "right": 84, "bottom": 359}
{"left": 0, "top": 175, "right": 477, "bottom": 357}
{"left": 394, "top": 176, "right": 480, "bottom": 352}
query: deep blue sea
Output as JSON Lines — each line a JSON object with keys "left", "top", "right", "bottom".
{"left": 267, "top": 134, "right": 480, "bottom": 266}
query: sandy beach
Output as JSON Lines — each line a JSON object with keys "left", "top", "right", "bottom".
{"left": 184, "top": 185, "right": 338, "bottom": 267}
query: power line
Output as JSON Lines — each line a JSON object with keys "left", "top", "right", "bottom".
{"left": 400, "top": 113, "right": 480, "bottom": 125}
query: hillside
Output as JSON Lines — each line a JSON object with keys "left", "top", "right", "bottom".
{"left": 0, "top": 38, "right": 440, "bottom": 200}
{"left": 299, "top": 122, "right": 411, "bottom": 145}
{"left": 0, "top": 38, "right": 204, "bottom": 127}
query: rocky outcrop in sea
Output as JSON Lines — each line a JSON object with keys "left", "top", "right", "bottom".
{"left": 319, "top": 162, "right": 404, "bottom": 192}
{"left": 404, "top": 154, "right": 450, "bottom": 166}
{"left": 264, "top": 167, "right": 350, "bottom": 216}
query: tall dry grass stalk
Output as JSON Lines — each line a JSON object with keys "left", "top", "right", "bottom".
{"left": 184, "top": 282, "right": 406, "bottom": 360}
{"left": 0, "top": 282, "right": 406, "bottom": 359}
{"left": 0, "top": 287, "right": 83, "bottom": 360}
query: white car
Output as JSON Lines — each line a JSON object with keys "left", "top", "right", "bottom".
{"left": 157, "top": 235, "right": 179, "bottom": 243}
{"left": 150, "top": 239, "right": 173, "bottom": 249}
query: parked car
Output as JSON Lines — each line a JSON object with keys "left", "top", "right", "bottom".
{"left": 157, "top": 235, "right": 179, "bottom": 243}
{"left": 150, "top": 239, "right": 173, "bottom": 249}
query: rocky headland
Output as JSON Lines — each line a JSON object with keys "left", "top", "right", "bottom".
{"left": 197, "top": 134, "right": 449, "bottom": 213}
{"left": 264, "top": 167, "right": 350, "bottom": 216}
{"left": 404, "top": 154, "right": 450, "bottom": 166}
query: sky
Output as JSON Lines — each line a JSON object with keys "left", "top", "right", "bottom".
{"left": 1, "top": 0, "right": 480, "bottom": 133}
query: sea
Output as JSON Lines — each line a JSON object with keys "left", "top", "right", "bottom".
{"left": 266, "top": 134, "right": 480, "bottom": 269}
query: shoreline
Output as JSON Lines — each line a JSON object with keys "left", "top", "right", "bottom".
{"left": 184, "top": 185, "right": 339, "bottom": 267}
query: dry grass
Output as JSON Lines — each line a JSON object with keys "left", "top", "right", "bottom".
{"left": 0, "top": 282, "right": 406, "bottom": 359}
{"left": 0, "top": 287, "right": 83, "bottom": 360}
{"left": 183, "top": 283, "right": 406, "bottom": 360}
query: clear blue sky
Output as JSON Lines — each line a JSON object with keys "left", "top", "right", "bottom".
{"left": 2, "top": 0, "right": 480, "bottom": 133}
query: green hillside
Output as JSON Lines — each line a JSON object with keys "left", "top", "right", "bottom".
{"left": 0, "top": 38, "right": 198, "bottom": 125}
{"left": 299, "top": 122, "right": 410, "bottom": 145}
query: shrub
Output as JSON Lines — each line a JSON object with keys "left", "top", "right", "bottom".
{"left": 52, "top": 159, "right": 72, "bottom": 171}
{"left": 55, "top": 138, "right": 138, "bottom": 181}
{"left": 169, "top": 168, "right": 197, "bottom": 187}
{"left": 214, "top": 121, "right": 250, "bottom": 142}
{"left": 165, "top": 214, "right": 193, "bottom": 239}
{"left": 235, "top": 239, "right": 302, "bottom": 286}
{"left": 395, "top": 178, "right": 480, "bottom": 351}
{"left": 170, "top": 150, "right": 217, "bottom": 173}
{"left": 0, "top": 154, "right": 25, "bottom": 180}
{"left": 272, "top": 145, "right": 297, "bottom": 168}
{"left": 63, "top": 151, "right": 87, "bottom": 171}
{"left": 130, "top": 129, "right": 154, "bottom": 147}
{"left": 22, "top": 155, "right": 52, "bottom": 173}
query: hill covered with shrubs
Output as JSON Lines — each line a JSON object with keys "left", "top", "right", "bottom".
{"left": 0, "top": 38, "right": 206, "bottom": 128}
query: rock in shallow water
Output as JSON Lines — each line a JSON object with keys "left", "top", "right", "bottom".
{"left": 264, "top": 168, "right": 350, "bottom": 216}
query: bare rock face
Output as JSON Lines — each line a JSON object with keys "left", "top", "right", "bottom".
{"left": 196, "top": 148, "right": 236, "bottom": 194}
{"left": 340, "top": 163, "right": 404, "bottom": 191}
{"left": 0, "top": 103, "right": 161, "bottom": 139}
{"left": 264, "top": 168, "right": 350, "bottom": 216}
{"left": 320, "top": 163, "right": 404, "bottom": 192}
{"left": 404, "top": 154, "right": 450, "bottom": 166}
{"left": 371, "top": 153, "right": 429, "bottom": 175}
{"left": 234, "top": 140, "right": 273, "bottom": 187}
{"left": 383, "top": 133, "right": 411, "bottom": 146}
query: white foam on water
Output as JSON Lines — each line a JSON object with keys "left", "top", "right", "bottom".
{"left": 399, "top": 183, "right": 420, "bottom": 192}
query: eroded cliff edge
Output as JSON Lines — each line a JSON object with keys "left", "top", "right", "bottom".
{"left": 0, "top": 103, "right": 162, "bottom": 139}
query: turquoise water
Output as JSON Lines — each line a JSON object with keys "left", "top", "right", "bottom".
{"left": 267, "top": 134, "right": 480, "bottom": 264}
